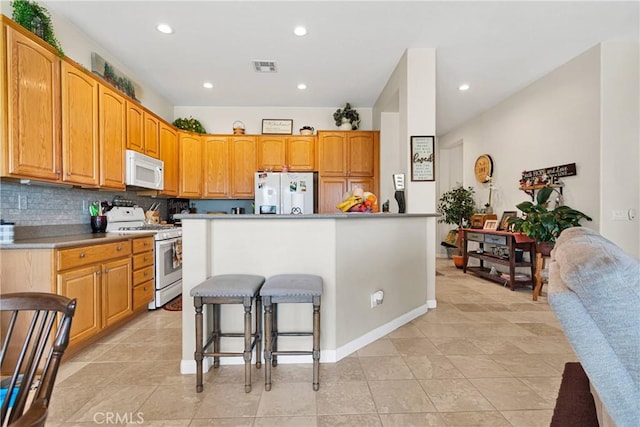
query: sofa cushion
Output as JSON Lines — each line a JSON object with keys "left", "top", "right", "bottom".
{"left": 548, "top": 227, "right": 640, "bottom": 427}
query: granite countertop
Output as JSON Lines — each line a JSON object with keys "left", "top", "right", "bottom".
{"left": 0, "top": 232, "right": 155, "bottom": 250}
{"left": 176, "top": 213, "right": 440, "bottom": 220}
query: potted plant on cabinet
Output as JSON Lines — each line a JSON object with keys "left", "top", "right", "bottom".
{"left": 508, "top": 186, "right": 592, "bottom": 256}
{"left": 333, "top": 103, "right": 360, "bottom": 130}
{"left": 438, "top": 185, "right": 476, "bottom": 268}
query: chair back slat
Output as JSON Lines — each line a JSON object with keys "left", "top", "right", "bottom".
{"left": 0, "top": 293, "right": 76, "bottom": 427}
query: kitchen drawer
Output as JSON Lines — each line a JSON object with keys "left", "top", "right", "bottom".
{"left": 132, "top": 237, "right": 154, "bottom": 254}
{"left": 466, "top": 232, "right": 485, "bottom": 242}
{"left": 133, "top": 279, "right": 154, "bottom": 310}
{"left": 485, "top": 234, "right": 507, "bottom": 245}
{"left": 133, "top": 251, "right": 154, "bottom": 270}
{"left": 133, "top": 265, "right": 154, "bottom": 285}
{"left": 57, "top": 241, "right": 131, "bottom": 270}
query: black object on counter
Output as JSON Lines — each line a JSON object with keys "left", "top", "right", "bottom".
{"left": 395, "top": 191, "right": 406, "bottom": 214}
{"left": 90, "top": 216, "right": 107, "bottom": 233}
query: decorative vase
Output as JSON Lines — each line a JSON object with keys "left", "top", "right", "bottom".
{"left": 452, "top": 254, "right": 465, "bottom": 269}
{"left": 339, "top": 119, "right": 352, "bottom": 130}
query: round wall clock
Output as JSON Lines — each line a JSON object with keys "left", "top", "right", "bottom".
{"left": 474, "top": 154, "right": 494, "bottom": 183}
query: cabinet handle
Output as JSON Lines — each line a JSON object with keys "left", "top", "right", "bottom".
{"left": 79, "top": 252, "right": 86, "bottom": 258}
{"left": 96, "top": 270, "right": 101, "bottom": 276}
{"left": 105, "top": 268, "right": 109, "bottom": 273}
{"left": 144, "top": 286, "right": 148, "bottom": 291}
{"left": 117, "top": 246, "right": 123, "bottom": 251}
{"left": 144, "top": 271, "right": 149, "bottom": 276}
{"left": 143, "top": 257, "right": 148, "bottom": 261}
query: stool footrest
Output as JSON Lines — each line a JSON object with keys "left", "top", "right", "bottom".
{"left": 271, "top": 332, "right": 312, "bottom": 337}
{"left": 272, "top": 350, "right": 313, "bottom": 356}
{"left": 203, "top": 351, "right": 246, "bottom": 357}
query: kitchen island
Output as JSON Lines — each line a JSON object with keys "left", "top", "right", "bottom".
{"left": 177, "top": 213, "right": 439, "bottom": 373}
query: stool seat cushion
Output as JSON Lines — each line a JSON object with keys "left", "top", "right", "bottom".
{"left": 261, "top": 274, "right": 323, "bottom": 297}
{"left": 191, "top": 274, "right": 265, "bottom": 298}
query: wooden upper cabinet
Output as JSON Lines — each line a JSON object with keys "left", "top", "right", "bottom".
{"left": 257, "top": 136, "right": 285, "bottom": 171}
{"left": 143, "top": 112, "right": 160, "bottom": 158}
{"left": 159, "top": 122, "right": 179, "bottom": 197}
{"left": 230, "top": 136, "right": 257, "bottom": 198}
{"left": 3, "top": 23, "right": 61, "bottom": 181}
{"left": 318, "top": 132, "right": 347, "bottom": 175}
{"left": 178, "top": 131, "right": 203, "bottom": 198}
{"left": 98, "top": 84, "right": 126, "bottom": 189}
{"left": 203, "top": 135, "right": 230, "bottom": 198}
{"left": 318, "top": 131, "right": 376, "bottom": 177}
{"left": 126, "top": 101, "right": 144, "bottom": 153}
{"left": 61, "top": 61, "right": 99, "bottom": 187}
{"left": 286, "top": 136, "right": 316, "bottom": 171}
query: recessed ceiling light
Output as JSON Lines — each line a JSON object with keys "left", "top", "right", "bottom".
{"left": 203, "top": 82, "right": 213, "bottom": 89}
{"left": 458, "top": 83, "right": 470, "bottom": 91}
{"left": 156, "top": 23, "right": 173, "bottom": 34}
{"left": 293, "top": 26, "right": 307, "bottom": 36}
{"left": 297, "top": 83, "right": 307, "bottom": 90}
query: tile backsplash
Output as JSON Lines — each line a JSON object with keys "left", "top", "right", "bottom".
{"left": 0, "top": 180, "right": 167, "bottom": 227}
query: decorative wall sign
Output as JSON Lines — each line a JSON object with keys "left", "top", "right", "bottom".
{"left": 91, "top": 52, "right": 140, "bottom": 101}
{"left": 410, "top": 136, "right": 435, "bottom": 181}
{"left": 520, "top": 163, "right": 577, "bottom": 188}
{"left": 474, "top": 154, "right": 494, "bottom": 183}
{"left": 262, "top": 119, "right": 293, "bottom": 135}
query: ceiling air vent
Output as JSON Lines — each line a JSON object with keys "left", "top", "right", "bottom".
{"left": 253, "top": 60, "right": 277, "bottom": 73}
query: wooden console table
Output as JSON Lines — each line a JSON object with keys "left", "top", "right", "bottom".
{"left": 461, "top": 228, "right": 536, "bottom": 291}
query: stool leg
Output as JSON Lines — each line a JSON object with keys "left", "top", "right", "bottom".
{"left": 243, "top": 296, "right": 253, "bottom": 393}
{"left": 212, "top": 303, "right": 221, "bottom": 368}
{"left": 312, "top": 295, "right": 321, "bottom": 391}
{"left": 272, "top": 303, "right": 278, "bottom": 367}
{"left": 255, "top": 296, "right": 262, "bottom": 369}
{"left": 263, "top": 296, "right": 273, "bottom": 391}
{"left": 194, "top": 297, "right": 203, "bottom": 393}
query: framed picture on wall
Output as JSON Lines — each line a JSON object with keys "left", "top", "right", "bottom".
{"left": 410, "top": 136, "right": 435, "bottom": 181}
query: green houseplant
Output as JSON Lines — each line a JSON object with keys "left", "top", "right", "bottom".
{"left": 12, "top": 0, "right": 64, "bottom": 56}
{"left": 509, "top": 186, "right": 592, "bottom": 255}
{"left": 333, "top": 103, "right": 360, "bottom": 130}
{"left": 172, "top": 116, "right": 206, "bottom": 134}
{"left": 438, "top": 185, "right": 476, "bottom": 267}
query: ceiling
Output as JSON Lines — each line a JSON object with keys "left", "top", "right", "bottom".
{"left": 43, "top": 1, "right": 639, "bottom": 135}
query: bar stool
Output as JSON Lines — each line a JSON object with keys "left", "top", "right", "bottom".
{"left": 191, "top": 274, "right": 265, "bottom": 393}
{"left": 261, "top": 274, "right": 323, "bottom": 391}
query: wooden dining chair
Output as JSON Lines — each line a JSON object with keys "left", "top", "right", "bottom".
{"left": 1, "top": 292, "right": 76, "bottom": 427}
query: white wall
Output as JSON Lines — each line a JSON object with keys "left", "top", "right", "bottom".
{"left": 600, "top": 42, "right": 640, "bottom": 256}
{"left": 439, "top": 45, "right": 603, "bottom": 245}
{"left": 172, "top": 106, "right": 372, "bottom": 136}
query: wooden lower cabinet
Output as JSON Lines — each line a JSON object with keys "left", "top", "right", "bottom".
{"left": 132, "top": 237, "right": 154, "bottom": 310}
{"left": 57, "top": 265, "right": 101, "bottom": 346}
{"left": 319, "top": 177, "right": 375, "bottom": 214}
{"left": 102, "top": 257, "right": 133, "bottom": 327}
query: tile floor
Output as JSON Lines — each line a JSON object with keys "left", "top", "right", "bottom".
{"left": 48, "top": 259, "right": 577, "bottom": 426}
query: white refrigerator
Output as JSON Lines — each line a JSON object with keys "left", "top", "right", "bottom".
{"left": 254, "top": 172, "right": 316, "bottom": 214}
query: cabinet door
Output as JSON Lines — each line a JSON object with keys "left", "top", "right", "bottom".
{"left": 318, "top": 132, "right": 347, "bottom": 175}
{"left": 4, "top": 25, "right": 61, "bottom": 181}
{"left": 61, "top": 61, "right": 99, "bottom": 186}
{"left": 58, "top": 265, "right": 101, "bottom": 346}
{"left": 347, "top": 133, "right": 375, "bottom": 176}
{"left": 98, "top": 84, "right": 126, "bottom": 189}
{"left": 286, "top": 136, "right": 316, "bottom": 171}
{"left": 143, "top": 111, "right": 160, "bottom": 158}
{"left": 126, "top": 101, "right": 144, "bottom": 153}
{"left": 203, "top": 135, "right": 230, "bottom": 198}
{"left": 178, "top": 132, "right": 203, "bottom": 198}
{"left": 230, "top": 136, "right": 256, "bottom": 198}
{"left": 159, "top": 122, "right": 179, "bottom": 196}
{"left": 257, "top": 136, "right": 285, "bottom": 171}
{"left": 319, "top": 177, "right": 347, "bottom": 214}
{"left": 102, "top": 257, "right": 132, "bottom": 327}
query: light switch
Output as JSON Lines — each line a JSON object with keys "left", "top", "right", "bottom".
{"left": 612, "top": 210, "right": 626, "bottom": 221}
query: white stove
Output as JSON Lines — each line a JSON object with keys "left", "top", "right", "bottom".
{"left": 106, "top": 206, "right": 182, "bottom": 309}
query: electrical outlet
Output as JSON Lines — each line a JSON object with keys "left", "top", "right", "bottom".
{"left": 370, "top": 291, "right": 384, "bottom": 308}
{"left": 18, "top": 195, "right": 27, "bottom": 210}
{"left": 612, "top": 210, "right": 627, "bottom": 221}
{"left": 82, "top": 200, "right": 88, "bottom": 213}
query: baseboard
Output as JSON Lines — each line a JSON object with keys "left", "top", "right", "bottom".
{"left": 335, "top": 303, "right": 428, "bottom": 360}
{"left": 180, "top": 303, "right": 429, "bottom": 373}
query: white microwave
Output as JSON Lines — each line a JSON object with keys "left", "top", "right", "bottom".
{"left": 125, "top": 150, "right": 164, "bottom": 190}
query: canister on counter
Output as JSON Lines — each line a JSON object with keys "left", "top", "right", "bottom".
{"left": 0, "top": 220, "right": 15, "bottom": 243}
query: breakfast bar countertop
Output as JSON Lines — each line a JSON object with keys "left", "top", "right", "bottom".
{"left": 176, "top": 213, "right": 440, "bottom": 220}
